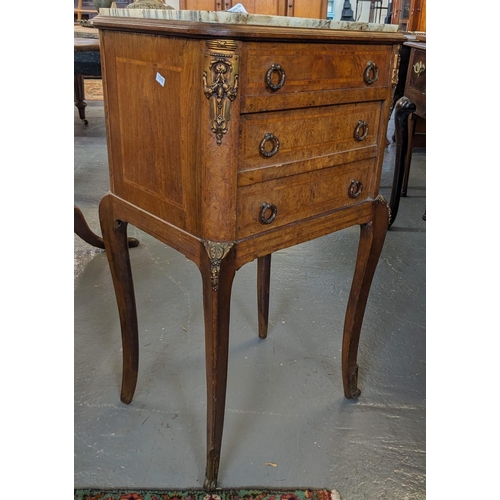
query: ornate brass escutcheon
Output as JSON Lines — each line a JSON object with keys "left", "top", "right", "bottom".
{"left": 265, "top": 63, "right": 286, "bottom": 91}
{"left": 259, "top": 133, "right": 280, "bottom": 158}
{"left": 413, "top": 60, "right": 425, "bottom": 76}
{"left": 259, "top": 202, "right": 278, "bottom": 225}
{"left": 363, "top": 61, "right": 379, "bottom": 85}
{"left": 203, "top": 40, "right": 239, "bottom": 145}
{"left": 354, "top": 120, "right": 369, "bottom": 141}
{"left": 348, "top": 179, "right": 363, "bottom": 198}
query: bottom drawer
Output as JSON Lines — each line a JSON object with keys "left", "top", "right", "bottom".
{"left": 237, "top": 158, "right": 375, "bottom": 238}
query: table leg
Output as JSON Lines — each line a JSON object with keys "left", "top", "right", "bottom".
{"left": 74, "top": 75, "right": 88, "bottom": 125}
{"left": 99, "top": 194, "right": 139, "bottom": 405}
{"left": 200, "top": 242, "right": 237, "bottom": 490}
{"left": 257, "top": 254, "right": 271, "bottom": 339}
{"left": 389, "top": 97, "right": 416, "bottom": 227}
{"left": 342, "top": 196, "right": 390, "bottom": 399}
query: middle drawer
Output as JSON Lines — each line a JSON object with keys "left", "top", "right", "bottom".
{"left": 238, "top": 101, "right": 382, "bottom": 178}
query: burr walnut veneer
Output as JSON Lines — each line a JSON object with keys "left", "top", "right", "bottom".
{"left": 92, "top": 14, "right": 404, "bottom": 489}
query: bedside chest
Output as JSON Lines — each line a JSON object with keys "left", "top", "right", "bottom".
{"left": 92, "top": 12, "right": 404, "bottom": 489}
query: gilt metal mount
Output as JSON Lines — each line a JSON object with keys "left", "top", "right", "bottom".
{"left": 203, "top": 240, "right": 235, "bottom": 291}
{"left": 203, "top": 40, "right": 239, "bottom": 145}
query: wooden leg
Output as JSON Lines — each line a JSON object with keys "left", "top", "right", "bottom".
{"left": 99, "top": 194, "right": 139, "bottom": 405}
{"left": 75, "top": 204, "right": 139, "bottom": 249}
{"left": 401, "top": 113, "right": 417, "bottom": 197}
{"left": 74, "top": 75, "right": 88, "bottom": 125}
{"left": 342, "top": 196, "right": 390, "bottom": 399}
{"left": 389, "top": 97, "right": 416, "bottom": 227}
{"left": 257, "top": 254, "right": 271, "bottom": 339}
{"left": 200, "top": 242, "right": 237, "bottom": 491}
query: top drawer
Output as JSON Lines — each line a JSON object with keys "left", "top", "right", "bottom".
{"left": 240, "top": 42, "right": 393, "bottom": 113}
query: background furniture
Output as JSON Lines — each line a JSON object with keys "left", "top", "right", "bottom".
{"left": 390, "top": 0, "right": 426, "bottom": 31}
{"left": 74, "top": 0, "right": 132, "bottom": 20}
{"left": 74, "top": 29, "right": 101, "bottom": 124}
{"left": 74, "top": 0, "right": 97, "bottom": 21}
{"left": 93, "top": 11, "right": 403, "bottom": 490}
{"left": 389, "top": 40, "right": 425, "bottom": 225}
{"left": 179, "top": 0, "right": 328, "bottom": 18}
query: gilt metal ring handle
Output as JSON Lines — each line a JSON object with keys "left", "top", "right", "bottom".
{"left": 260, "top": 133, "right": 280, "bottom": 157}
{"left": 413, "top": 61, "right": 425, "bottom": 76}
{"left": 364, "top": 61, "right": 379, "bottom": 85}
{"left": 348, "top": 180, "right": 363, "bottom": 199}
{"left": 266, "top": 64, "right": 286, "bottom": 91}
{"left": 259, "top": 202, "right": 278, "bottom": 224}
{"left": 354, "top": 120, "right": 369, "bottom": 141}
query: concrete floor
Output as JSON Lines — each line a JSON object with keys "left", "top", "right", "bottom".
{"left": 74, "top": 100, "right": 426, "bottom": 499}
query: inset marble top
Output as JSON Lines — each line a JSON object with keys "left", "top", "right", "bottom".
{"left": 97, "top": 8, "right": 398, "bottom": 32}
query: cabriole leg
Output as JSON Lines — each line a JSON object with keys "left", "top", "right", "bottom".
{"left": 200, "top": 242, "right": 237, "bottom": 490}
{"left": 99, "top": 194, "right": 139, "bottom": 405}
{"left": 342, "top": 197, "right": 390, "bottom": 399}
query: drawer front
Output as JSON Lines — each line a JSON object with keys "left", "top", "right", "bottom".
{"left": 237, "top": 158, "right": 375, "bottom": 238}
{"left": 240, "top": 42, "right": 392, "bottom": 112}
{"left": 238, "top": 101, "right": 382, "bottom": 174}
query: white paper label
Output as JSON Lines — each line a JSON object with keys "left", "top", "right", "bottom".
{"left": 156, "top": 72, "right": 166, "bottom": 87}
{"left": 227, "top": 3, "right": 248, "bottom": 13}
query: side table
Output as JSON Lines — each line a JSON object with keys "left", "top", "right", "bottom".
{"left": 92, "top": 12, "right": 404, "bottom": 489}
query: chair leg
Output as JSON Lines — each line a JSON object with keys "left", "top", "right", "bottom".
{"left": 74, "top": 75, "right": 88, "bottom": 125}
{"left": 75, "top": 204, "right": 140, "bottom": 249}
{"left": 74, "top": 204, "right": 105, "bottom": 249}
{"left": 257, "top": 254, "right": 271, "bottom": 339}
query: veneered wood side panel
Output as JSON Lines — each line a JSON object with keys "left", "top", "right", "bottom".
{"left": 100, "top": 31, "right": 204, "bottom": 235}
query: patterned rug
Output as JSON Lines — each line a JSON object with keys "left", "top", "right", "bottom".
{"left": 74, "top": 489, "right": 342, "bottom": 500}
{"left": 84, "top": 79, "right": 103, "bottom": 100}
